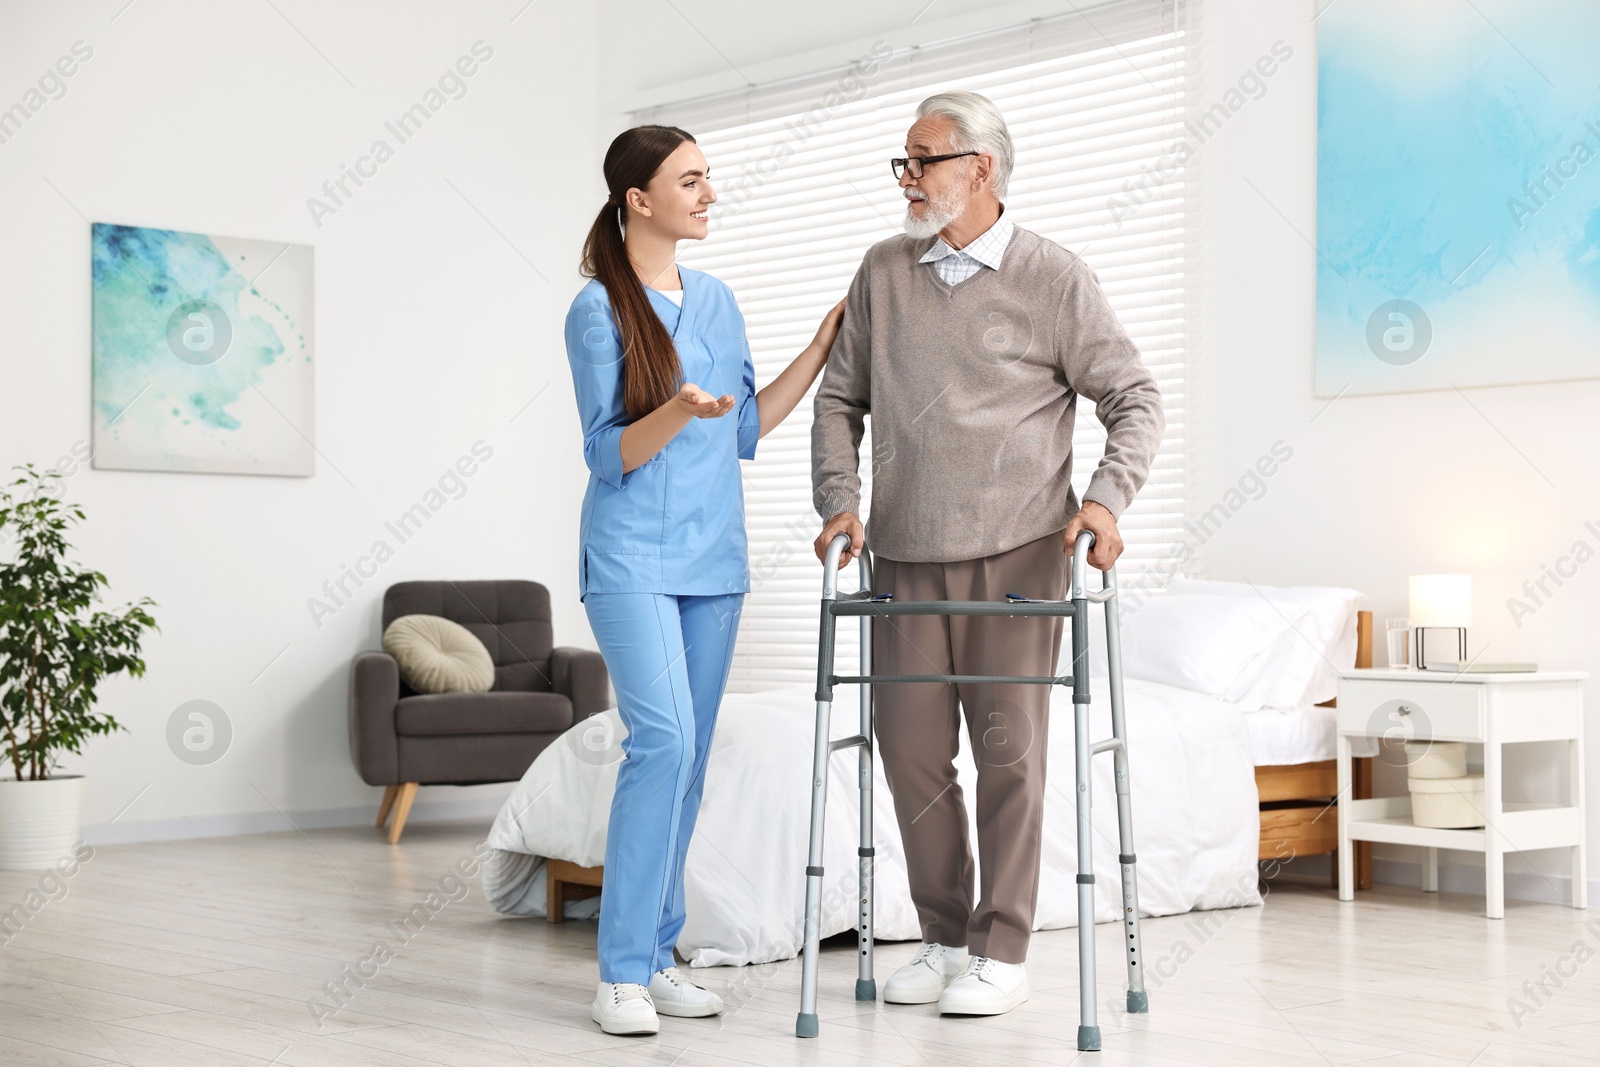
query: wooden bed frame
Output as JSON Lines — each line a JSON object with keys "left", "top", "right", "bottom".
{"left": 1255, "top": 609, "right": 1373, "bottom": 889}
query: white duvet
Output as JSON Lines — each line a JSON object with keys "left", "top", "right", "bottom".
{"left": 482, "top": 674, "right": 1261, "bottom": 968}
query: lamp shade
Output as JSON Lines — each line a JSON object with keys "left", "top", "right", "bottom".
{"left": 1409, "top": 573, "right": 1472, "bottom": 628}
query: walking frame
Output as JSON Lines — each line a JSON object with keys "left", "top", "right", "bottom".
{"left": 795, "top": 529, "right": 1148, "bottom": 1052}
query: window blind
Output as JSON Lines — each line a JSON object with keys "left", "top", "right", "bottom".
{"left": 638, "top": 1, "right": 1189, "bottom": 692}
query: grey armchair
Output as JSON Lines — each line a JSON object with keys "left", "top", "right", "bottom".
{"left": 349, "top": 579, "right": 609, "bottom": 842}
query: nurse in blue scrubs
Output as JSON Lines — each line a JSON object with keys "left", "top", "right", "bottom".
{"left": 566, "top": 124, "right": 844, "bottom": 1036}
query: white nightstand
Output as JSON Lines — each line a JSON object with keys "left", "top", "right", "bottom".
{"left": 1335, "top": 667, "right": 1588, "bottom": 918}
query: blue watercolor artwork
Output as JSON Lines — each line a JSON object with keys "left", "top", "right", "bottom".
{"left": 1316, "top": 0, "right": 1600, "bottom": 395}
{"left": 91, "top": 222, "right": 315, "bottom": 474}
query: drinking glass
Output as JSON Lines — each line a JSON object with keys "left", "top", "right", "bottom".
{"left": 1385, "top": 618, "right": 1413, "bottom": 669}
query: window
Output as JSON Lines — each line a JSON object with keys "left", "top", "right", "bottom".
{"left": 639, "top": 1, "right": 1189, "bottom": 691}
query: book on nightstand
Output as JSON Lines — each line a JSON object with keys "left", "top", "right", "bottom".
{"left": 1422, "top": 660, "right": 1538, "bottom": 673}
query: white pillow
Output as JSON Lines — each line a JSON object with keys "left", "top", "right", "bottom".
{"left": 1167, "top": 577, "right": 1364, "bottom": 706}
{"left": 1118, "top": 593, "right": 1300, "bottom": 701}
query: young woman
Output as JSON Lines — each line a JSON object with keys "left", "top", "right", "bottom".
{"left": 565, "top": 125, "right": 843, "bottom": 1036}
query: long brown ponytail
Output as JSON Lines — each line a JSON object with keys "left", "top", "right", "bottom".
{"left": 581, "top": 125, "right": 696, "bottom": 420}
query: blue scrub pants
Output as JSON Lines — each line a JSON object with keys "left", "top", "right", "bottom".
{"left": 583, "top": 591, "right": 744, "bottom": 985}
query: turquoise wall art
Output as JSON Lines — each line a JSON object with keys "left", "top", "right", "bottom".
{"left": 1316, "top": 0, "right": 1600, "bottom": 396}
{"left": 91, "top": 222, "right": 314, "bottom": 474}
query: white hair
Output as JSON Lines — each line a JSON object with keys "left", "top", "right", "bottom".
{"left": 915, "top": 90, "right": 1015, "bottom": 199}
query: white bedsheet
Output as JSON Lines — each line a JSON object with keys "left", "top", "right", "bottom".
{"left": 1243, "top": 703, "right": 1379, "bottom": 765}
{"left": 483, "top": 676, "right": 1262, "bottom": 968}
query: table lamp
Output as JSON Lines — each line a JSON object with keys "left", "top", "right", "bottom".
{"left": 1408, "top": 573, "right": 1471, "bottom": 670}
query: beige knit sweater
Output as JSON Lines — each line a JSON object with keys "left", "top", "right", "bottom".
{"left": 811, "top": 225, "right": 1165, "bottom": 563}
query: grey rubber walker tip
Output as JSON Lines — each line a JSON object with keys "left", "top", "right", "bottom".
{"left": 796, "top": 1013, "right": 819, "bottom": 1039}
{"left": 1127, "top": 989, "right": 1150, "bottom": 1013}
{"left": 855, "top": 978, "right": 877, "bottom": 1001}
{"left": 1077, "top": 1025, "right": 1102, "bottom": 1052}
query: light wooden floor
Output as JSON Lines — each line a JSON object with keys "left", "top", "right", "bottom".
{"left": 1, "top": 820, "right": 1596, "bottom": 1066}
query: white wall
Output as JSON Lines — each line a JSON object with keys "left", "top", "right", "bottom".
{"left": 1192, "top": 0, "right": 1599, "bottom": 902}
{"left": 0, "top": 0, "right": 599, "bottom": 841}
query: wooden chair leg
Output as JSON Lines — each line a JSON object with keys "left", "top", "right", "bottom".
{"left": 375, "top": 784, "right": 399, "bottom": 829}
{"left": 387, "top": 782, "right": 419, "bottom": 844}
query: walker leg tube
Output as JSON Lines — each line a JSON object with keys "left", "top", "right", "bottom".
{"left": 797, "top": 701, "right": 830, "bottom": 1038}
{"left": 798, "top": 604, "right": 839, "bottom": 1038}
{"left": 1071, "top": 596, "right": 1101, "bottom": 1053}
{"left": 856, "top": 562, "right": 876, "bottom": 1002}
{"left": 1102, "top": 567, "right": 1147, "bottom": 1014}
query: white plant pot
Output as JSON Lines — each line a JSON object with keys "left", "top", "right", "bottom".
{"left": 0, "top": 775, "right": 85, "bottom": 870}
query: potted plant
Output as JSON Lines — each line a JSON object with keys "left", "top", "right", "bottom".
{"left": 0, "top": 463, "right": 157, "bottom": 870}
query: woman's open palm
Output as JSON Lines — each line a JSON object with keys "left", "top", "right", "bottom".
{"left": 676, "top": 382, "right": 735, "bottom": 419}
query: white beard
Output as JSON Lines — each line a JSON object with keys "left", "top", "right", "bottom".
{"left": 903, "top": 187, "right": 966, "bottom": 240}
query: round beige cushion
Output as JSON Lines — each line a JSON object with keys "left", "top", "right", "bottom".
{"left": 382, "top": 614, "right": 496, "bottom": 695}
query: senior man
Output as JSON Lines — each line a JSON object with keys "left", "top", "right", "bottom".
{"left": 811, "top": 90, "right": 1164, "bottom": 1017}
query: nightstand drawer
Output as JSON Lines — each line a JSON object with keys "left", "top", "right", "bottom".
{"left": 1337, "top": 679, "right": 1485, "bottom": 741}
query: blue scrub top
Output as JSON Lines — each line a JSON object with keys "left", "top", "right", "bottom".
{"left": 564, "top": 267, "right": 761, "bottom": 601}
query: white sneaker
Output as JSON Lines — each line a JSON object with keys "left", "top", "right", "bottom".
{"left": 648, "top": 966, "right": 724, "bottom": 1018}
{"left": 591, "top": 982, "right": 659, "bottom": 1035}
{"left": 938, "top": 956, "right": 1029, "bottom": 1015}
{"left": 883, "top": 942, "right": 970, "bottom": 1004}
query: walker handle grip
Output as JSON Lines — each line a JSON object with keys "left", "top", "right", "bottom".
{"left": 1070, "top": 530, "right": 1096, "bottom": 601}
{"left": 821, "top": 531, "right": 854, "bottom": 599}
{"left": 825, "top": 531, "right": 853, "bottom": 568}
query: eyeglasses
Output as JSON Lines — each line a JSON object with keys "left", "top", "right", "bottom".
{"left": 890, "top": 151, "right": 980, "bottom": 180}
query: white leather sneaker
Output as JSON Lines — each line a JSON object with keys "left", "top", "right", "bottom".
{"left": 883, "top": 942, "right": 970, "bottom": 1004}
{"left": 938, "top": 956, "right": 1029, "bottom": 1015}
{"left": 648, "top": 966, "right": 725, "bottom": 1017}
{"left": 591, "top": 982, "right": 659, "bottom": 1035}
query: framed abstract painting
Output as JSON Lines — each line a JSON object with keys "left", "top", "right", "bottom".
{"left": 91, "top": 222, "right": 315, "bottom": 475}
{"left": 1316, "top": 0, "right": 1600, "bottom": 396}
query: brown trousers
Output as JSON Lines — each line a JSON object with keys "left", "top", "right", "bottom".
{"left": 871, "top": 527, "right": 1068, "bottom": 964}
